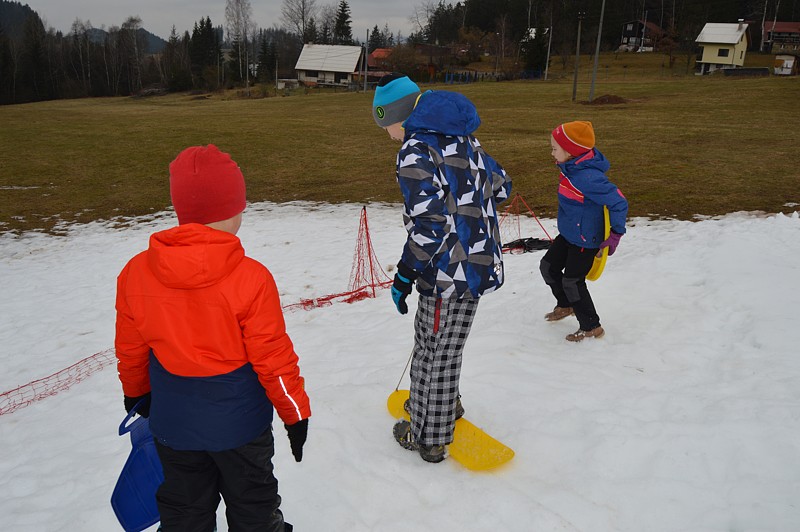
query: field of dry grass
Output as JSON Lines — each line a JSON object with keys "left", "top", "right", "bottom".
{"left": 1, "top": 52, "right": 798, "bottom": 234}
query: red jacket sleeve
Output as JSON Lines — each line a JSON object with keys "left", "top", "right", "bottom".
{"left": 115, "top": 261, "right": 152, "bottom": 397}
{"left": 240, "top": 268, "right": 311, "bottom": 425}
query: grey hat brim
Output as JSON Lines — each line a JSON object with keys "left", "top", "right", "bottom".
{"left": 373, "top": 92, "right": 420, "bottom": 128}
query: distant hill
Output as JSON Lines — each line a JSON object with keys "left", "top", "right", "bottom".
{"left": 0, "top": 0, "right": 166, "bottom": 54}
{"left": 86, "top": 27, "right": 167, "bottom": 54}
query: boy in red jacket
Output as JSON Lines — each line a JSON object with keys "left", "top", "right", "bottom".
{"left": 115, "top": 145, "right": 310, "bottom": 531}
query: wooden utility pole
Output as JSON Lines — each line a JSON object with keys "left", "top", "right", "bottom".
{"left": 589, "top": 0, "right": 607, "bottom": 103}
{"left": 363, "top": 29, "right": 369, "bottom": 92}
{"left": 572, "top": 11, "right": 586, "bottom": 102}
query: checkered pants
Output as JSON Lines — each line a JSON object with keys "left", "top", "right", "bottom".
{"left": 408, "top": 295, "right": 479, "bottom": 446}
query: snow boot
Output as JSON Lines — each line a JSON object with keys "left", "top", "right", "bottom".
{"left": 403, "top": 396, "right": 464, "bottom": 420}
{"left": 545, "top": 306, "right": 574, "bottom": 321}
{"left": 419, "top": 443, "right": 446, "bottom": 463}
{"left": 566, "top": 326, "right": 605, "bottom": 342}
{"left": 392, "top": 420, "right": 446, "bottom": 463}
{"left": 393, "top": 420, "right": 417, "bottom": 451}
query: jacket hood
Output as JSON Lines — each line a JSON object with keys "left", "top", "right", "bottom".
{"left": 146, "top": 224, "right": 244, "bottom": 289}
{"left": 403, "top": 90, "right": 481, "bottom": 137}
{"left": 558, "top": 148, "right": 610, "bottom": 174}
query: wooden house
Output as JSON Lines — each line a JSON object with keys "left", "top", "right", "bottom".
{"left": 774, "top": 53, "right": 799, "bottom": 75}
{"left": 367, "top": 48, "right": 392, "bottom": 70}
{"left": 294, "top": 44, "right": 363, "bottom": 87}
{"left": 695, "top": 21, "right": 749, "bottom": 75}
{"left": 765, "top": 22, "right": 800, "bottom": 54}
{"left": 620, "top": 20, "right": 665, "bottom": 52}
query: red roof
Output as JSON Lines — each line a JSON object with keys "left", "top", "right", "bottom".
{"left": 368, "top": 48, "right": 393, "bottom": 68}
{"left": 370, "top": 48, "right": 392, "bottom": 59}
{"left": 767, "top": 21, "right": 800, "bottom": 34}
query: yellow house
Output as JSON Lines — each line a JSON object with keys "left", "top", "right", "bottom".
{"left": 695, "top": 21, "right": 749, "bottom": 75}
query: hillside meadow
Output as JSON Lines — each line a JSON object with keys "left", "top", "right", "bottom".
{"left": 1, "top": 65, "right": 798, "bottom": 234}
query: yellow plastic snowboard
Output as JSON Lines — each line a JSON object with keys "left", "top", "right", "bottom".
{"left": 387, "top": 389, "right": 514, "bottom": 471}
{"left": 586, "top": 206, "right": 611, "bottom": 282}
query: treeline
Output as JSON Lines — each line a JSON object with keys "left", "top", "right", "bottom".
{"left": 408, "top": 0, "right": 797, "bottom": 71}
{"left": 0, "top": 0, "right": 304, "bottom": 104}
{"left": 2, "top": 0, "right": 797, "bottom": 104}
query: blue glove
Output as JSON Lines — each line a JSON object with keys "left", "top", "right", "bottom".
{"left": 391, "top": 262, "right": 418, "bottom": 315}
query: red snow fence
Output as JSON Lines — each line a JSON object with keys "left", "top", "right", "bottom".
{"left": 499, "top": 193, "right": 553, "bottom": 254}
{"left": 0, "top": 206, "right": 392, "bottom": 416}
{"left": 0, "top": 348, "right": 116, "bottom": 415}
{"left": 282, "top": 206, "right": 392, "bottom": 311}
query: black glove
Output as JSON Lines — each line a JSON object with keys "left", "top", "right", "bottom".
{"left": 285, "top": 418, "right": 308, "bottom": 462}
{"left": 391, "top": 262, "right": 418, "bottom": 315}
{"left": 124, "top": 392, "right": 151, "bottom": 418}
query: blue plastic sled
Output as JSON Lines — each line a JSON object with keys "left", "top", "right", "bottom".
{"left": 111, "top": 399, "right": 164, "bottom": 532}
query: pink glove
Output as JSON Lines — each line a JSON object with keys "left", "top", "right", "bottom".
{"left": 600, "top": 231, "right": 622, "bottom": 256}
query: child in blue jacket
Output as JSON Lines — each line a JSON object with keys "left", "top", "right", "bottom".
{"left": 541, "top": 121, "right": 628, "bottom": 341}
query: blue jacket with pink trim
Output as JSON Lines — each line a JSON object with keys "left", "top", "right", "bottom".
{"left": 555, "top": 148, "right": 628, "bottom": 248}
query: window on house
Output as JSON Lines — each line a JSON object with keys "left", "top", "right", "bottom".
{"left": 306, "top": 70, "right": 318, "bottom": 77}
{"left": 626, "top": 23, "right": 633, "bottom": 31}
{"left": 718, "top": 49, "right": 729, "bottom": 57}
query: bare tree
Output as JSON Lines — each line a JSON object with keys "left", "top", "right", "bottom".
{"left": 410, "top": 1, "right": 435, "bottom": 39}
{"left": 281, "top": 0, "right": 319, "bottom": 40}
{"left": 121, "top": 16, "right": 144, "bottom": 93}
{"left": 69, "top": 18, "right": 92, "bottom": 95}
{"left": 226, "top": 0, "right": 254, "bottom": 84}
{"left": 102, "top": 25, "right": 123, "bottom": 96}
{"left": 318, "top": 3, "right": 336, "bottom": 43}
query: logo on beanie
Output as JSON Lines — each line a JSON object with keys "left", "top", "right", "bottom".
{"left": 376, "top": 106, "right": 385, "bottom": 119}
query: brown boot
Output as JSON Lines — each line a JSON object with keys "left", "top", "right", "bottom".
{"left": 545, "top": 306, "right": 574, "bottom": 321}
{"left": 566, "top": 326, "right": 605, "bottom": 342}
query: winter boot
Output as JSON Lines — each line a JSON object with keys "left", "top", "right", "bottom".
{"left": 393, "top": 420, "right": 417, "bottom": 451}
{"left": 392, "top": 420, "right": 446, "bottom": 463}
{"left": 404, "top": 396, "right": 465, "bottom": 420}
{"left": 566, "top": 326, "right": 605, "bottom": 342}
{"left": 545, "top": 306, "right": 574, "bottom": 321}
{"left": 419, "top": 444, "right": 446, "bottom": 463}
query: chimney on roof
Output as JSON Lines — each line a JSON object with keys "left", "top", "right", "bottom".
{"left": 738, "top": 19, "right": 744, "bottom": 30}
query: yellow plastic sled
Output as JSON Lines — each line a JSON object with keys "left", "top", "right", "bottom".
{"left": 387, "top": 389, "right": 514, "bottom": 471}
{"left": 586, "top": 206, "right": 610, "bottom": 282}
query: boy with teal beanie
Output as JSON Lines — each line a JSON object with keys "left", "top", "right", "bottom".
{"left": 372, "top": 73, "right": 512, "bottom": 464}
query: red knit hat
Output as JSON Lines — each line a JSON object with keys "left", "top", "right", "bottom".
{"left": 169, "top": 145, "right": 246, "bottom": 225}
{"left": 552, "top": 121, "right": 595, "bottom": 157}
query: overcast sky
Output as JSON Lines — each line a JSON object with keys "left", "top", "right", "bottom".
{"left": 29, "top": 0, "right": 418, "bottom": 42}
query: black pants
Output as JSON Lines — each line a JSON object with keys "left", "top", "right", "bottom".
{"left": 154, "top": 428, "right": 287, "bottom": 532}
{"left": 540, "top": 234, "right": 601, "bottom": 331}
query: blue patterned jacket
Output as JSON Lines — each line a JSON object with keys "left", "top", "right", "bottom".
{"left": 396, "top": 90, "right": 512, "bottom": 299}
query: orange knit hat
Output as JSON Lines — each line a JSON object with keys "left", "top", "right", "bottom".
{"left": 552, "top": 121, "right": 595, "bottom": 157}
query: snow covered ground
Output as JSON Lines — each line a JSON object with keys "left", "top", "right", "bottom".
{"left": 1, "top": 202, "right": 799, "bottom": 531}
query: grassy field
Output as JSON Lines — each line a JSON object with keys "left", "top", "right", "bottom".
{"left": 1, "top": 53, "right": 798, "bottom": 234}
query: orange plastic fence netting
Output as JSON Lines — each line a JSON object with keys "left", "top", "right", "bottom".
{"left": 0, "top": 206, "right": 392, "bottom": 416}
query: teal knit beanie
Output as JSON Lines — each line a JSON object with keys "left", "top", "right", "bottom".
{"left": 372, "top": 73, "right": 421, "bottom": 128}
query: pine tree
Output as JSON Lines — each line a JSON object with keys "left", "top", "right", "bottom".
{"left": 333, "top": 0, "right": 353, "bottom": 44}
{"left": 368, "top": 24, "right": 383, "bottom": 50}
{"left": 304, "top": 17, "right": 318, "bottom": 43}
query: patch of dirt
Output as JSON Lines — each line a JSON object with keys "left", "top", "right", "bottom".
{"left": 582, "top": 94, "right": 628, "bottom": 105}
